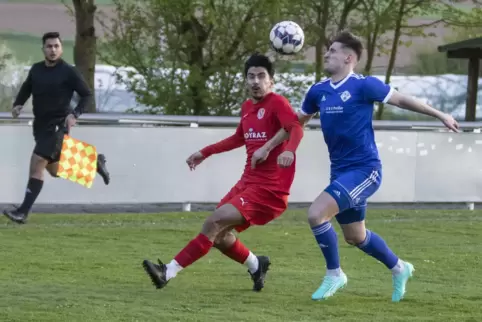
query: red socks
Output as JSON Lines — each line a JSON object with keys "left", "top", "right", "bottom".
{"left": 174, "top": 234, "right": 214, "bottom": 268}
{"left": 220, "top": 239, "right": 250, "bottom": 264}
{"left": 173, "top": 234, "right": 251, "bottom": 269}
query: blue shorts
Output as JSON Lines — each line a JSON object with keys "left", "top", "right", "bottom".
{"left": 324, "top": 168, "right": 382, "bottom": 224}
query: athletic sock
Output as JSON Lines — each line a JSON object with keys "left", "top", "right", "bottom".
{"left": 17, "top": 178, "right": 43, "bottom": 214}
{"left": 311, "top": 222, "right": 341, "bottom": 274}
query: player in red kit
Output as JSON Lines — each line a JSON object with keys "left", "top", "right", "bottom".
{"left": 142, "top": 53, "right": 304, "bottom": 292}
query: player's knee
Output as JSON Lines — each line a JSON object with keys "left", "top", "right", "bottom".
{"left": 202, "top": 210, "right": 232, "bottom": 239}
{"left": 341, "top": 226, "right": 366, "bottom": 246}
{"left": 29, "top": 155, "right": 47, "bottom": 179}
{"left": 344, "top": 236, "right": 363, "bottom": 246}
{"left": 307, "top": 205, "right": 330, "bottom": 226}
{"left": 202, "top": 215, "right": 222, "bottom": 237}
{"left": 307, "top": 206, "right": 322, "bottom": 226}
{"left": 213, "top": 231, "right": 236, "bottom": 250}
{"left": 307, "top": 193, "right": 339, "bottom": 226}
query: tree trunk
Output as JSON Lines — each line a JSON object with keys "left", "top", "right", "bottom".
{"left": 338, "top": 0, "right": 358, "bottom": 31}
{"left": 375, "top": 0, "right": 405, "bottom": 120}
{"left": 363, "top": 22, "right": 379, "bottom": 75}
{"left": 72, "top": 0, "right": 97, "bottom": 113}
{"left": 314, "top": 1, "right": 330, "bottom": 82}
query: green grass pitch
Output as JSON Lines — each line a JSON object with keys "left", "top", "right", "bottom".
{"left": 0, "top": 209, "right": 481, "bottom": 321}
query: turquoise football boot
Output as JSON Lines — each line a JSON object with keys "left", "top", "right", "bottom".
{"left": 392, "top": 261, "right": 415, "bottom": 302}
{"left": 311, "top": 272, "right": 348, "bottom": 300}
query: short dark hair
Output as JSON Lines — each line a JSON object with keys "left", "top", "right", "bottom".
{"left": 42, "top": 32, "right": 62, "bottom": 45}
{"left": 330, "top": 31, "right": 363, "bottom": 60}
{"left": 244, "top": 53, "right": 274, "bottom": 78}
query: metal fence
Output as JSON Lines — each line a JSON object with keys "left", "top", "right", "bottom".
{"left": 1, "top": 112, "right": 482, "bottom": 131}
{"left": 1, "top": 113, "right": 481, "bottom": 212}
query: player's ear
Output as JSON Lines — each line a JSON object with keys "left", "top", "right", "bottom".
{"left": 348, "top": 52, "right": 358, "bottom": 64}
{"left": 344, "top": 54, "right": 351, "bottom": 64}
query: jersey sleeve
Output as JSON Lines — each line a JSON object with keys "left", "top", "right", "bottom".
{"left": 13, "top": 67, "right": 33, "bottom": 106}
{"left": 200, "top": 107, "right": 245, "bottom": 158}
{"left": 69, "top": 66, "right": 92, "bottom": 118}
{"left": 300, "top": 84, "right": 319, "bottom": 115}
{"left": 275, "top": 96, "right": 299, "bottom": 130}
{"left": 274, "top": 96, "right": 304, "bottom": 153}
{"left": 363, "top": 76, "right": 394, "bottom": 103}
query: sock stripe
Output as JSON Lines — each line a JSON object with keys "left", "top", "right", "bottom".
{"left": 358, "top": 229, "right": 372, "bottom": 248}
{"left": 356, "top": 230, "right": 399, "bottom": 269}
{"left": 311, "top": 222, "right": 340, "bottom": 270}
{"left": 311, "top": 222, "right": 332, "bottom": 235}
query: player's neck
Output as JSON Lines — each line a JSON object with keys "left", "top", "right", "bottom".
{"left": 44, "top": 59, "right": 60, "bottom": 67}
{"left": 330, "top": 70, "right": 353, "bottom": 83}
{"left": 251, "top": 91, "right": 272, "bottom": 104}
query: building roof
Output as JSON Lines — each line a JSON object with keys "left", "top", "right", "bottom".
{"left": 438, "top": 37, "right": 482, "bottom": 58}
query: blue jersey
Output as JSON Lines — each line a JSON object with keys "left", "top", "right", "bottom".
{"left": 301, "top": 73, "right": 393, "bottom": 174}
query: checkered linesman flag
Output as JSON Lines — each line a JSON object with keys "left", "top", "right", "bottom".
{"left": 56, "top": 135, "right": 98, "bottom": 188}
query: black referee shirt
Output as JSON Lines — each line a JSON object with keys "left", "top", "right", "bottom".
{"left": 14, "top": 59, "right": 92, "bottom": 120}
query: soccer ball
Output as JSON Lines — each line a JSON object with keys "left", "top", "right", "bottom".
{"left": 269, "top": 21, "right": 304, "bottom": 55}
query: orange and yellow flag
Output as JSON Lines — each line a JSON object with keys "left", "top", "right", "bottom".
{"left": 56, "top": 135, "right": 98, "bottom": 188}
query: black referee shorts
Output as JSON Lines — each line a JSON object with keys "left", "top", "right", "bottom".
{"left": 32, "top": 117, "right": 68, "bottom": 164}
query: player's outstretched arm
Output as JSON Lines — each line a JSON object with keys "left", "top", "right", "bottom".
{"left": 187, "top": 124, "right": 245, "bottom": 170}
{"left": 387, "top": 91, "right": 459, "bottom": 132}
{"left": 199, "top": 131, "right": 245, "bottom": 158}
{"left": 364, "top": 75, "right": 459, "bottom": 132}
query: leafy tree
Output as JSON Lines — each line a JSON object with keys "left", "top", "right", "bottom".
{"left": 293, "top": 0, "right": 362, "bottom": 82}
{"left": 375, "top": 0, "right": 444, "bottom": 119}
{"left": 0, "top": 43, "right": 31, "bottom": 112}
{"left": 98, "top": 0, "right": 288, "bottom": 115}
{"left": 353, "top": 0, "right": 398, "bottom": 75}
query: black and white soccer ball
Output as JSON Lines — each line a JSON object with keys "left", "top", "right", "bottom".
{"left": 269, "top": 21, "right": 304, "bottom": 55}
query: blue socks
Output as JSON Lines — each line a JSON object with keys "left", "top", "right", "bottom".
{"left": 357, "top": 230, "right": 399, "bottom": 269}
{"left": 312, "top": 223, "right": 399, "bottom": 272}
{"left": 311, "top": 222, "right": 340, "bottom": 270}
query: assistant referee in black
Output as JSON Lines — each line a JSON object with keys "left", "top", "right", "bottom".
{"left": 3, "top": 32, "right": 111, "bottom": 224}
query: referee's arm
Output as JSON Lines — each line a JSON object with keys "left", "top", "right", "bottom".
{"left": 13, "top": 69, "right": 33, "bottom": 106}
{"left": 70, "top": 67, "right": 92, "bottom": 118}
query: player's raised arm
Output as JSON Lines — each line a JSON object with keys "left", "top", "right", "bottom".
{"left": 363, "top": 76, "right": 459, "bottom": 132}
{"left": 186, "top": 123, "right": 245, "bottom": 170}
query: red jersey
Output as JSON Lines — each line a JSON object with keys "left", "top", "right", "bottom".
{"left": 201, "top": 92, "right": 301, "bottom": 194}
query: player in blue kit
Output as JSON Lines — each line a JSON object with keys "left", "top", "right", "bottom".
{"left": 253, "top": 31, "right": 459, "bottom": 302}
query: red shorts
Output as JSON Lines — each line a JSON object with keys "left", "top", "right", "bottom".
{"left": 216, "top": 182, "right": 289, "bottom": 232}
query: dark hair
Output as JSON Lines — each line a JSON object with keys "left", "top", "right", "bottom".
{"left": 330, "top": 31, "right": 363, "bottom": 60}
{"left": 244, "top": 53, "right": 274, "bottom": 78}
{"left": 42, "top": 32, "right": 62, "bottom": 45}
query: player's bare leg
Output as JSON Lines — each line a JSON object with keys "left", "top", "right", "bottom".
{"left": 142, "top": 204, "right": 246, "bottom": 289}
{"left": 46, "top": 154, "right": 111, "bottom": 185}
{"left": 213, "top": 230, "right": 271, "bottom": 291}
{"left": 3, "top": 153, "right": 47, "bottom": 224}
{"left": 46, "top": 162, "right": 59, "bottom": 177}
{"left": 340, "top": 220, "right": 414, "bottom": 302}
{"left": 308, "top": 192, "right": 348, "bottom": 300}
